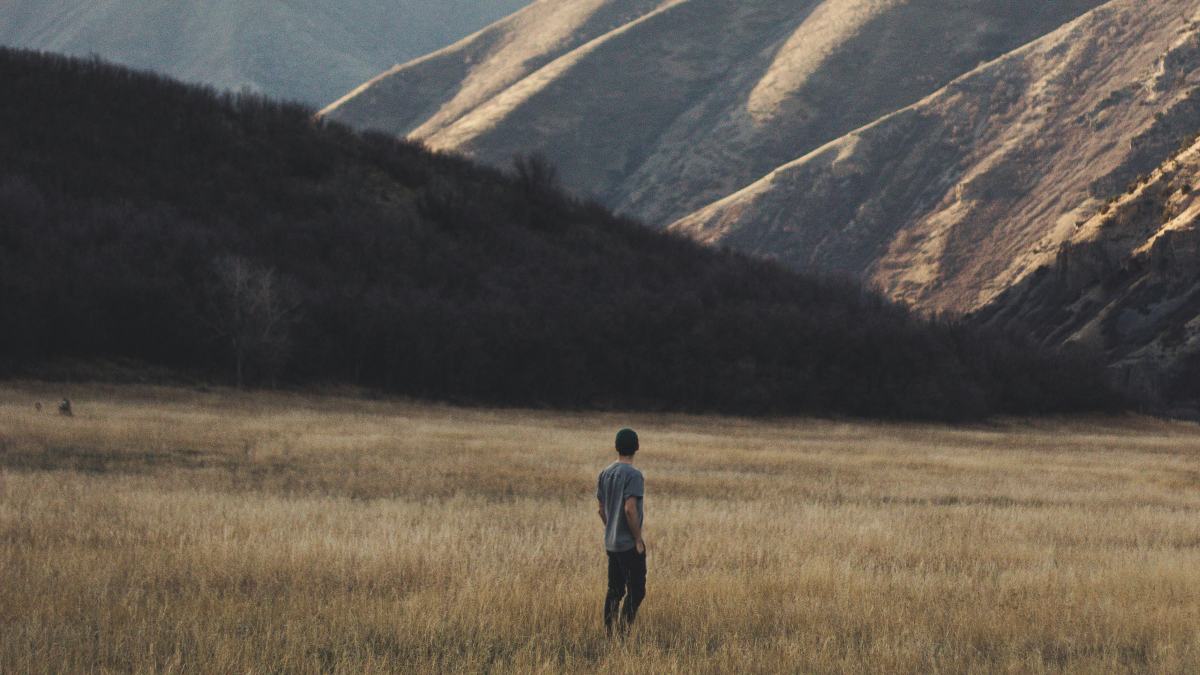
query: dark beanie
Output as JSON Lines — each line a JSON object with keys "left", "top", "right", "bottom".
{"left": 615, "top": 428, "right": 639, "bottom": 454}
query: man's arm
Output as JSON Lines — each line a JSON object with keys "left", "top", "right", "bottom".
{"left": 598, "top": 499, "right": 607, "bottom": 526}
{"left": 623, "top": 496, "right": 644, "bottom": 553}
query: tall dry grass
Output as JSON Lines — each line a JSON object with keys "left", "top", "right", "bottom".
{"left": 1, "top": 382, "right": 1199, "bottom": 673}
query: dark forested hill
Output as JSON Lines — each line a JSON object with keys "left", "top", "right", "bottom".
{"left": 0, "top": 49, "right": 1114, "bottom": 420}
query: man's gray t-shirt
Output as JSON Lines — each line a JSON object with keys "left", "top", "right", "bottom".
{"left": 596, "top": 462, "right": 645, "bottom": 552}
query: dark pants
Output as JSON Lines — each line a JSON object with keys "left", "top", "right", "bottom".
{"left": 604, "top": 547, "right": 646, "bottom": 635}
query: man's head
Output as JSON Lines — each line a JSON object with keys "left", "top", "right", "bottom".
{"left": 615, "top": 428, "right": 639, "bottom": 456}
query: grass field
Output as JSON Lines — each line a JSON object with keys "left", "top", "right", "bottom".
{"left": 2, "top": 382, "right": 1200, "bottom": 673}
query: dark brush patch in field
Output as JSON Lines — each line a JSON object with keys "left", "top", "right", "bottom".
{"left": 876, "top": 494, "right": 1061, "bottom": 509}
{"left": 0, "top": 445, "right": 236, "bottom": 475}
{"left": 0, "top": 443, "right": 582, "bottom": 502}
{"left": 871, "top": 493, "right": 1200, "bottom": 512}
{"left": 0, "top": 444, "right": 307, "bottom": 492}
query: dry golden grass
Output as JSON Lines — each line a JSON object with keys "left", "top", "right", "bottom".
{"left": 2, "top": 382, "right": 1200, "bottom": 673}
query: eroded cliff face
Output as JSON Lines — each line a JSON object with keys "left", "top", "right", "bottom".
{"left": 975, "top": 135, "right": 1200, "bottom": 409}
{"left": 673, "top": 0, "right": 1200, "bottom": 314}
{"left": 322, "top": 0, "right": 1105, "bottom": 228}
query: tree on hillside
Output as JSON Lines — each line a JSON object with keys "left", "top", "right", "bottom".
{"left": 202, "top": 256, "right": 300, "bottom": 388}
{"left": 513, "top": 153, "right": 559, "bottom": 195}
{"left": 512, "top": 153, "right": 564, "bottom": 232}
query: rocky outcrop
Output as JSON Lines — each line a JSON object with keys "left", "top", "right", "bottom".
{"left": 975, "top": 135, "right": 1200, "bottom": 409}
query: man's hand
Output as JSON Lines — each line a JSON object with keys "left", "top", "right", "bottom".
{"left": 623, "top": 496, "right": 643, "bottom": 553}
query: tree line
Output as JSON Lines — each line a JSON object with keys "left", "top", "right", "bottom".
{"left": 0, "top": 48, "right": 1118, "bottom": 420}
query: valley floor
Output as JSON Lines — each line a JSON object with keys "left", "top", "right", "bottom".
{"left": 1, "top": 383, "right": 1199, "bottom": 673}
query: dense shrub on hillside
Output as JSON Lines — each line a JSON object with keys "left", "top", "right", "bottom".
{"left": 0, "top": 48, "right": 1117, "bottom": 419}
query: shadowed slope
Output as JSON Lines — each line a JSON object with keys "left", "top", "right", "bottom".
{"left": 975, "top": 132, "right": 1200, "bottom": 409}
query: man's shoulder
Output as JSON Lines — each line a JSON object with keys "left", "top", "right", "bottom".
{"left": 613, "top": 463, "right": 643, "bottom": 479}
{"left": 599, "top": 462, "right": 641, "bottom": 478}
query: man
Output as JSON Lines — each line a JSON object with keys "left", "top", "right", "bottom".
{"left": 596, "top": 427, "right": 646, "bottom": 636}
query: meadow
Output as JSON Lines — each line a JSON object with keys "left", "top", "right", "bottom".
{"left": 2, "top": 382, "right": 1199, "bottom": 673}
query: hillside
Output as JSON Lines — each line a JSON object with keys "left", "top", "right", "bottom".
{"left": 0, "top": 0, "right": 528, "bottom": 105}
{"left": 322, "top": 0, "right": 1105, "bottom": 228}
{"left": 323, "top": 0, "right": 1200, "bottom": 365}
{"left": 0, "top": 48, "right": 1113, "bottom": 420}
{"left": 673, "top": 0, "right": 1200, "bottom": 316}
{"left": 974, "top": 134, "right": 1200, "bottom": 411}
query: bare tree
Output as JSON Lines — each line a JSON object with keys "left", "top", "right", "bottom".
{"left": 511, "top": 153, "right": 564, "bottom": 232}
{"left": 204, "top": 256, "right": 300, "bottom": 388}
{"left": 512, "top": 152, "right": 559, "bottom": 197}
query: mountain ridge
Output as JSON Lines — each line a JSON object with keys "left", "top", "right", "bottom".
{"left": 0, "top": 0, "right": 530, "bottom": 104}
{"left": 323, "top": 0, "right": 1107, "bottom": 228}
